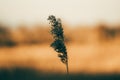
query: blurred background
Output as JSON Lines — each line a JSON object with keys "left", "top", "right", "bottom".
{"left": 0, "top": 0, "right": 120, "bottom": 80}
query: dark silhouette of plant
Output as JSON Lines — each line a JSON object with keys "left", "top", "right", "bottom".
{"left": 48, "top": 15, "right": 69, "bottom": 80}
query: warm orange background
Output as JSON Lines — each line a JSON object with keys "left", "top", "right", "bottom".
{"left": 0, "top": 23, "right": 120, "bottom": 74}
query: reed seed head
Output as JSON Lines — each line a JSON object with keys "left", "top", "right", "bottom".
{"left": 48, "top": 15, "right": 68, "bottom": 64}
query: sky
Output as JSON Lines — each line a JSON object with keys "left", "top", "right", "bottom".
{"left": 0, "top": 0, "right": 120, "bottom": 27}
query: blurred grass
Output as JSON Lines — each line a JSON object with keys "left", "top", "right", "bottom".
{"left": 0, "top": 67, "right": 120, "bottom": 80}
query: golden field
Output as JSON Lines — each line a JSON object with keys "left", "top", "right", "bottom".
{"left": 0, "top": 24, "right": 120, "bottom": 74}
{"left": 0, "top": 43, "right": 120, "bottom": 74}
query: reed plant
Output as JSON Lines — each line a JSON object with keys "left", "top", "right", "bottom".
{"left": 48, "top": 15, "right": 69, "bottom": 80}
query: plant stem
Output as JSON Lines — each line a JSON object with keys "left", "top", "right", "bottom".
{"left": 66, "top": 57, "right": 69, "bottom": 80}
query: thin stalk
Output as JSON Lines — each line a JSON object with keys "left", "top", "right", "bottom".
{"left": 66, "top": 59, "right": 69, "bottom": 80}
